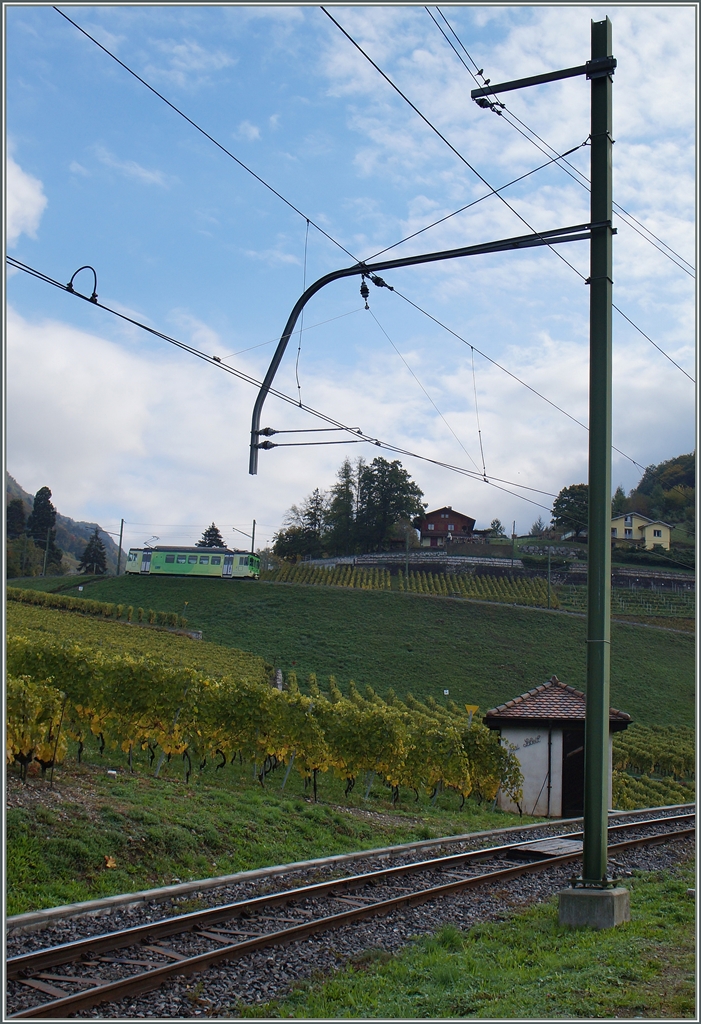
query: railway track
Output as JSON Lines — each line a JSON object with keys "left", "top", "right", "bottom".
{"left": 7, "top": 807, "right": 693, "bottom": 1019}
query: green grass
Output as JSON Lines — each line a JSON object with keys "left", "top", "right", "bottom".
{"left": 7, "top": 751, "right": 534, "bottom": 916}
{"left": 11, "top": 575, "right": 694, "bottom": 727}
{"left": 240, "top": 862, "right": 695, "bottom": 1019}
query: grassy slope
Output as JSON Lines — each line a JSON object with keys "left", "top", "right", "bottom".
{"left": 7, "top": 754, "right": 535, "bottom": 916}
{"left": 10, "top": 575, "right": 694, "bottom": 727}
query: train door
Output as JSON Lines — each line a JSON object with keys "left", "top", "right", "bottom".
{"left": 140, "top": 550, "right": 152, "bottom": 574}
{"left": 222, "top": 554, "right": 234, "bottom": 577}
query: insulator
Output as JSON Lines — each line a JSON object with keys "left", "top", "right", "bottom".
{"left": 360, "top": 278, "right": 370, "bottom": 309}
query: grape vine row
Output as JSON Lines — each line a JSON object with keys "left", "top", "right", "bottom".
{"left": 6, "top": 631, "right": 522, "bottom": 806}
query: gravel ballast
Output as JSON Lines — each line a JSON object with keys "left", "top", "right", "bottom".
{"left": 7, "top": 824, "right": 693, "bottom": 1019}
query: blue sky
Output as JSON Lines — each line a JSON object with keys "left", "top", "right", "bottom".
{"left": 5, "top": 4, "right": 696, "bottom": 551}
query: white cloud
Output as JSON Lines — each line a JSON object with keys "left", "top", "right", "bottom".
{"left": 6, "top": 154, "right": 47, "bottom": 246}
{"left": 69, "top": 161, "right": 90, "bottom": 177}
{"left": 145, "top": 38, "right": 236, "bottom": 89}
{"left": 94, "top": 146, "right": 170, "bottom": 187}
{"left": 237, "top": 120, "right": 261, "bottom": 141}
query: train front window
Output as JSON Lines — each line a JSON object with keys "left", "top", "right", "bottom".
{"left": 177, "top": 554, "right": 186, "bottom": 564}
{"left": 199, "top": 556, "right": 209, "bottom": 564}
{"left": 188, "top": 555, "right": 198, "bottom": 564}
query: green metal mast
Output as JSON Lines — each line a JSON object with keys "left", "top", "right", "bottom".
{"left": 583, "top": 16, "right": 614, "bottom": 885}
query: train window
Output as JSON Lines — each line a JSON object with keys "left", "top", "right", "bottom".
{"left": 239, "top": 556, "right": 248, "bottom": 566}
{"left": 127, "top": 551, "right": 138, "bottom": 561}
{"left": 211, "top": 556, "right": 221, "bottom": 565}
{"left": 177, "top": 554, "right": 187, "bottom": 564}
{"left": 165, "top": 554, "right": 175, "bottom": 563}
{"left": 199, "top": 556, "right": 209, "bottom": 564}
{"left": 188, "top": 555, "right": 198, "bottom": 564}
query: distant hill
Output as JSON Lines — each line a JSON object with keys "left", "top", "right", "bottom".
{"left": 626, "top": 453, "right": 695, "bottom": 526}
{"left": 6, "top": 474, "right": 121, "bottom": 573}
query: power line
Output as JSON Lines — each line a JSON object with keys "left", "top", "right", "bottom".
{"left": 53, "top": 6, "right": 359, "bottom": 263}
{"left": 220, "top": 307, "right": 364, "bottom": 360}
{"left": 431, "top": 6, "right": 695, "bottom": 277}
{"left": 367, "top": 306, "right": 483, "bottom": 473}
{"left": 324, "top": 7, "right": 695, "bottom": 384}
{"left": 7, "top": 255, "right": 564, "bottom": 507}
{"left": 11, "top": 256, "right": 694, "bottom": 570}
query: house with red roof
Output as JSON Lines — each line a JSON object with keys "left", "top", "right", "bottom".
{"left": 484, "top": 676, "right": 631, "bottom": 818}
{"left": 415, "top": 506, "right": 475, "bottom": 548}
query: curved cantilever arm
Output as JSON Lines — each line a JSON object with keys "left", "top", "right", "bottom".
{"left": 248, "top": 221, "right": 598, "bottom": 473}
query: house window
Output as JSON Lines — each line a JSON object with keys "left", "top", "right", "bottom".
{"left": 611, "top": 528, "right": 617, "bottom": 537}
{"left": 653, "top": 529, "right": 662, "bottom": 538}
{"left": 177, "top": 554, "right": 187, "bottom": 563}
{"left": 441, "top": 513, "right": 448, "bottom": 518}
{"left": 165, "top": 554, "right": 175, "bottom": 563}
{"left": 624, "top": 528, "right": 633, "bottom": 538}
{"left": 188, "top": 555, "right": 198, "bottom": 564}
{"left": 199, "top": 556, "right": 209, "bottom": 564}
{"left": 448, "top": 524, "right": 455, "bottom": 531}
{"left": 427, "top": 523, "right": 434, "bottom": 531}
{"left": 624, "top": 515, "right": 632, "bottom": 525}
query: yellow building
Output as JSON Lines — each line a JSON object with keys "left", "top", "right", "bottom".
{"left": 610, "top": 512, "right": 671, "bottom": 550}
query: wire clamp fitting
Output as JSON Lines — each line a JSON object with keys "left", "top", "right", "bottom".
{"left": 360, "top": 277, "right": 370, "bottom": 309}
{"left": 585, "top": 275, "right": 614, "bottom": 286}
{"left": 66, "top": 265, "right": 98, "bottom": 303}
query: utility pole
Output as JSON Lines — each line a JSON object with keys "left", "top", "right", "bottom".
{"left": 547, "top": 546, "right": 552, "bottom": 610}
{"left": 251, "top": 519, "right": 256, "bottom": 554}
{"left": 582, "top": 15, "right": 614, "bottom": 890}
{"left": 405, "top": 527, "right": 410, "bottom": 580}
{"left": 116, "top": 518, "right": 125, "bottom": 576}
{"left": 511, "top": 520, "right": 516, "bottom": 569}
{"left": 249, "top": 16, "right": 622, "bottom": 928}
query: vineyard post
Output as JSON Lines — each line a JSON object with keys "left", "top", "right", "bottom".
{"left": 547, "top": 547, "right": 551, "bottom": 609}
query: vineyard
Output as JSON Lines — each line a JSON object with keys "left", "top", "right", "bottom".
{"left": 7, "top": 615, "right": 522, "bottom": 807}
{"left": 6, "top": 586, "right": 189, "bottom": 629}
{"left": 269, "top": 563, "right": 557, "bottom": 609}
{"left": 612, "top": 724, "right": 695, "bottom": 809}
{"left": 6, "top": 602, "right": 270, "bottom": 682}
{"left": 559, "top": 585, "right": 694, "bottom": 619}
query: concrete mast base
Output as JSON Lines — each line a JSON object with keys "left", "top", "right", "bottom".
{"left": 558, "top": 886, "right": 630, "bottom": 929}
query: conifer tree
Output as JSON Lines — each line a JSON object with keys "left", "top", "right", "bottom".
{"left": 197, "top": 523, "right": 226, "bottom": 548}
{"left": 78, "top": 527, "right": 108, "bottom": 575}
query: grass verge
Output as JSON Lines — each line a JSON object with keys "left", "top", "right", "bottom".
{"left": 240, "top": 861, "right": 695, "bottom": 1019}
{"left": 7, "top": 753, "right": 534, "bottom": 917}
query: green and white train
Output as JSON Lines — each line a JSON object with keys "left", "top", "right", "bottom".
{"left": 125, "top": 546, "right": 260, "bottom": 579}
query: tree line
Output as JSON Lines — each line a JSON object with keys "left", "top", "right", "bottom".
{"left": 273, "top": 457, "right": 426, "bottom": 559}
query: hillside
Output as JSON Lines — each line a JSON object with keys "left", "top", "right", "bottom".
{"left": 16, "top": 575, "right": 694, "bottom": 728}
{"left": 6, "top": 473, "right": 120, "bottom": 572}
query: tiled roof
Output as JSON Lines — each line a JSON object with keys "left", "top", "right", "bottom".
{"left": 484, "top": 676, "right": 631, "bottom": 722}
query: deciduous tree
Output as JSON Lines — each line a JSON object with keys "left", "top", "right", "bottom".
{"left": 551, "top": 483, "right": 588, "bottom": 538}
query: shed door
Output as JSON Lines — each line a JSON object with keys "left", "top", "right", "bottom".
{"left": 561, "top": 729, "right": 585, "bottom": 817}
{"left": 140, "top": 550, "right": 152, "bottom": 574}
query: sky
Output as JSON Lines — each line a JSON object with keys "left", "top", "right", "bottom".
{"left": 4, "top": 4, "right": 696, "bottom": 552}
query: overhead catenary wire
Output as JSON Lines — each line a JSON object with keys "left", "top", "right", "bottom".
{"left": 295, "top": 219, "right": 310, "bottom": 405}
{"left": 13, "top": 257, "right": 694, "bottom": 571}
{"left": 7, "top": 255, "right": 561, "bottom": 505}
{"left": 220, "top": 308, "right": 364, "bottom": 361}
{"left": 53, "top": 6, "right": 360, "bottom": 264}
{"left": 471, "top": 347, "right": 487, "bottom": 479}
{"left": 431, "top": 6, "right": 695, "bottom": 277}
{"left": 367, "top": 306, "right": 483, "bottom": 474}
{"left": 324, "top": 7, "right": 695, "bottom": 383}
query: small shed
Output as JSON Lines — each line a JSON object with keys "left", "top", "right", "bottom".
{"left": 484, "top": 676, "right": 631, "bottom": 818}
